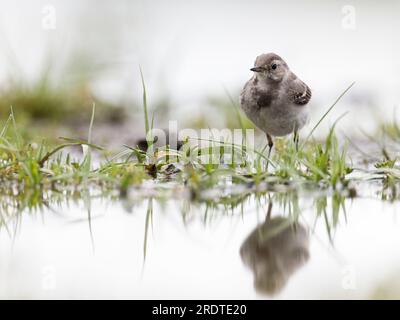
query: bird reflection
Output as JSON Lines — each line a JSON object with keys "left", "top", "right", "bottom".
{"left": 240, "top": 203, "right": 309, "bottom": 296}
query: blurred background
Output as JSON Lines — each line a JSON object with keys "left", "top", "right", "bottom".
{"left": 0, "top": 0, "right": 399, "bottom": 145}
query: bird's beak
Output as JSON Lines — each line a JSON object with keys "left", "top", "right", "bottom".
{"left": 250, "top": 67, "right": 264, "bottom": 72}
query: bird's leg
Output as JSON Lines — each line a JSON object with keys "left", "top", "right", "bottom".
{"left": 266, "top": 133, "right": 274, "bottom": 170}
{"left": 267, "top": 133, "right": 274, "bottom": 158}
{"left": 265, "top": 201, "right": 273, "bottom": 222}
{"left": 293, "top": 130, "right": 299, "bottom": 152}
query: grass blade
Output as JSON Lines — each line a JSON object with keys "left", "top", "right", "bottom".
{"left": 301, "top": 82, "right": 355, "bottom": 149}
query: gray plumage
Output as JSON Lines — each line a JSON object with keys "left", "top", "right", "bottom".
{"left": 240, "top": 53, "right": 311, "bottom": 137}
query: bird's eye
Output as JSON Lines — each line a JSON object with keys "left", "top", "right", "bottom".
{"left": 271, "top": 64, "right": 277, "bottom": 70}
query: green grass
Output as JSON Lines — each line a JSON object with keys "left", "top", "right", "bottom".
{"left": 0, "top": 77, "right": 399, "bottom": 238}
{"left": 0, "top": 82, "right": 394, "bottom": 197}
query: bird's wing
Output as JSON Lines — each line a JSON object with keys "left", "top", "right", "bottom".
{"left": 288, "top": 78, "right": 312, "bottom": 106}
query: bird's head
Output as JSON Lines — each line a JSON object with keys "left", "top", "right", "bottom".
{"left": 250, "top": 53, "right": 289, "bottom": 82}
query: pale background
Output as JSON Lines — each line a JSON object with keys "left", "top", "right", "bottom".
{"left": 0, "top": 0, "right": 399, "bottom": 135}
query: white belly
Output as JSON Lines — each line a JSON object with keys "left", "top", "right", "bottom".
{"left": 244, "top": 104, "right": 310, "bottom": 137}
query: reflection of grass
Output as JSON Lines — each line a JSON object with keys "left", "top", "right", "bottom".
{"left": 143, "top": 198, "right": 153, "bottom": 263}
{"left": 314, "top": 191, "right": 347, "bottom": 242}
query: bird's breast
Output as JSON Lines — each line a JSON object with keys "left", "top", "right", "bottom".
{"left": 259, "top": 103, "right": 310, "bottom": 136}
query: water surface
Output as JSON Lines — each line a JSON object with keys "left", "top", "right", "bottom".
{"left": 1, "top": 191, "right": 399, "bottom": 299}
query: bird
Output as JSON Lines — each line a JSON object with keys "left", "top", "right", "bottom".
{"left": 240, "top": 53, "right": 312, "bottom": 159}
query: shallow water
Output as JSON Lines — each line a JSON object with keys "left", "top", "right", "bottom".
{"left": 1, "top": 190, "right": 400, "bottom": 299}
